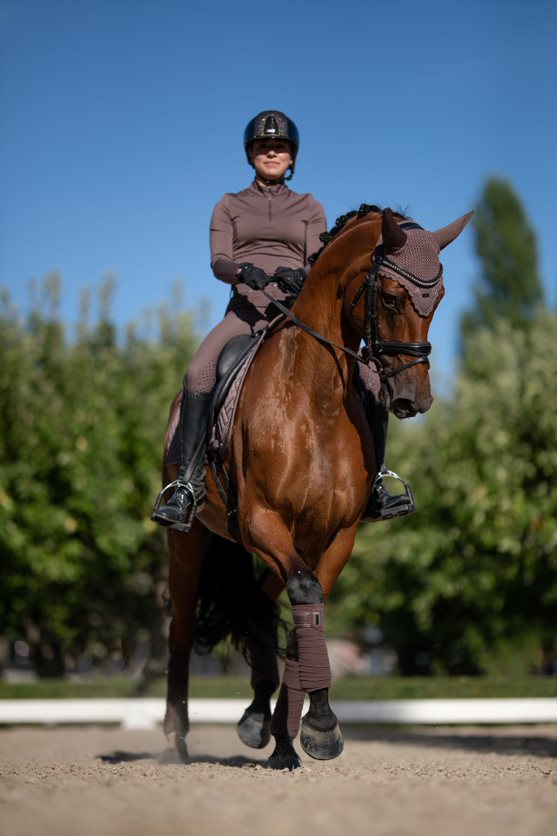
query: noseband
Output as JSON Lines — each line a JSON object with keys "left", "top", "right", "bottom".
{"left": 350, "top": 222, "right": 441, "bottom": 381}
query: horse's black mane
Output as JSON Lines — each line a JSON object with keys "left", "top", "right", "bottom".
{"left": 308, "top": 203, "right": 409, "bottom": 267}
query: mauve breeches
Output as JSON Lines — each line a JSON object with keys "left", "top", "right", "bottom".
{"left": 185, "top": 307, "right": 268, "bottom": 394}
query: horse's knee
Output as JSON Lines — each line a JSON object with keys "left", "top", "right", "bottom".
{"left": 286, "top": 569, "right": 323, "bottom": 604}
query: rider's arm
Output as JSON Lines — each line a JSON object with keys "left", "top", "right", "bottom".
{"left": 210, "top": 196, "right": 242, "bottom": 284}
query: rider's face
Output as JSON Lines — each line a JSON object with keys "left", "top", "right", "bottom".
{"left": 250, "top": 140, "right": 293, "bottom": 181}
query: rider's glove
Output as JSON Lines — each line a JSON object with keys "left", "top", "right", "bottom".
{"left": 237, "top": 263, "right": 269, "bottom": 291}
{"left": 273, "top": 266, "right": 307, "bottom": 297}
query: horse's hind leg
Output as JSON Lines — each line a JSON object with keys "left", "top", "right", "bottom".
{"left": 164, "top": 522, "right": 209, "bottom": 762}
{"left": 237, "top": 571, "right": 283, "bottom": 749}
{"left": 237, "top": 677, "right": 276, "bottom": 750}
{"left": 237, "top": 626, "right": 279, "bottom": 749}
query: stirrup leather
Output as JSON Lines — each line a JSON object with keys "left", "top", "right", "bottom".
{"left": 371, "top": 468, "right": 415, "bottom": 520}
{"left": 151, "top": 478, "right": 201, "bottom": 533}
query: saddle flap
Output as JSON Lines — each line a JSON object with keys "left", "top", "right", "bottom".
{"left": 216, "top": 334, "right": 257, "bottom": 380}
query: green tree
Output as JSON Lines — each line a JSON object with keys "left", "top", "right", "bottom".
{"left": 328, "top": 177, "right": 552, "bottom": 672}
{"left": 330, "top": 313, "right": 557, "bottom": 674}
{"left": 0, "top": 277, "right": 198, "bottom": 676}
{"left": 460, "top": 177, "right": 544, "bottom": 343}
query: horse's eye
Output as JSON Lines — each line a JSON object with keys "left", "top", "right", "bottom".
{"left": 382, "top": 292, "right": 403, "bottom": 311}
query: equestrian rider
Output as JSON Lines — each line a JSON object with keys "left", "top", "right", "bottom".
{"left": 152, "top": 110, "right": 413, "bottom": 531}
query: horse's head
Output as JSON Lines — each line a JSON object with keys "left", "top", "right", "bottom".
{"left": 344, "top": 207, "right": 473, "bottom": 418}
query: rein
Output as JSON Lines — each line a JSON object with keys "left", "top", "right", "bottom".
{"left": 264, "top": 221, "right": 439, "bottom": 383}
{"left": 261, "top": 290, "right": 370, "bottom": 369}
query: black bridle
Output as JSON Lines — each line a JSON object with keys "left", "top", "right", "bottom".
{"left": 350, "top": 222, "right": 440, "bottom": 381}
{"left": 263, "top": 222, "right": 442, "bottom": 383}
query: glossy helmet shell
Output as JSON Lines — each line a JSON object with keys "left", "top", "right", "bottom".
{"left": 243, "top": 110, "right": 299, "bottom": 170}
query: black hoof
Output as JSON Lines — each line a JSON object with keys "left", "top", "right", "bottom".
{"left": 267, "top": 751, "right": 302, "bottom": 770}
{"left": 237, "top": 709, "right": 271, "bottom": 749}
{"left": 300, "top": 715, "right": 344, "bottom": 760}
{"left": 267, "top": 736, "right": 301, "bottom": 770}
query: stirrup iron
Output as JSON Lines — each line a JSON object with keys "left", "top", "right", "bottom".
{"left": 372, "top": 468, "right": 415, "bottom": 520}
{"left": 151, "top": 478, "right": 199, "bottom": 533}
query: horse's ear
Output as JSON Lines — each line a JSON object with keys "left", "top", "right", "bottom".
{"left": 382, "top": 208, "right": 407, "bottom": 252}
{"left": 433, "top": 211, "right": 475, "bottom": 250}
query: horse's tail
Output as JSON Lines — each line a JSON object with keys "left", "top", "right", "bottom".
{"left": 195, "top": 534, "right": 285, "bottom": 663}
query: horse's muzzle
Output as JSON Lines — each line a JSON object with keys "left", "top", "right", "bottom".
{"left": 392, "top": 395, "right": 433, "bottom": 419}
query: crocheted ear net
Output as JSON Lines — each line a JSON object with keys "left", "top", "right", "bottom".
{"left": 378, "top": 227, "right": 443, "bottom": 317}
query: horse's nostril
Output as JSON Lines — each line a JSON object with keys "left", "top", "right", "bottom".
{"left": 392, "top": 399, "right": 417, "bottom": 419}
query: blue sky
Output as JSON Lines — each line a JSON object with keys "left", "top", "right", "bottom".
{"left": 1, "top": 0, "right": 556, "bottom": 387}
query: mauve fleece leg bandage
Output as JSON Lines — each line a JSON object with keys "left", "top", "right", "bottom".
{"left": 270, "top": 655, "right": 305, "bottom": 740}
{"left": 292, "top": 603, "right": 332, "bottom": 692}
{"left": 283, "top": 657, "right": 306, "bottom": 738}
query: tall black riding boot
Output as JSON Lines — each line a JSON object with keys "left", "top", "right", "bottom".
{"left": 362, "top": 398, "right": 415, "bottom": 521}
{"left": 151, "top": 390, "right": 213, "bottom": 532}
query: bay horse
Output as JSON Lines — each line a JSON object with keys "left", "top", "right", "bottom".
{"left": 162, "top": 205, "right": 473, "bottom": 769}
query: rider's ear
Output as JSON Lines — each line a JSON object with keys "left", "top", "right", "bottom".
{"left": 382, "top": 209, "right": 407, "bottom": 253}
{"left": 433, "top": 211, "right": 475, "bottom": 250}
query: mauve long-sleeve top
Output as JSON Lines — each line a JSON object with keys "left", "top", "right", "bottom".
{"left": 210, "top": 180, "right": 327, "bottom": 313}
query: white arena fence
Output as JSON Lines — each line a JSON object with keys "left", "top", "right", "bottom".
{"left": 0, "top": 698, "right": 556, "bottom": 730}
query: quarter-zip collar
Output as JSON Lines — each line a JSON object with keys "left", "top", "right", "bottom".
{"left": 251, "top": 179, "right": 289, "bottom": 221}
{"left": 251, "top": 179, "right": 289, "bottom": 197}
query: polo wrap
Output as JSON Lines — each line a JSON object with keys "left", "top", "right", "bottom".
{"left": 270, "top": 658, "right": 305, "bottom": 739}
{"left": 292, "top": 603, "right": 332, "bottom": 692}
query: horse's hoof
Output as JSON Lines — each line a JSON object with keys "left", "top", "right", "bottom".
{"left": 267, "top": 751, "right": 302, "bottom": 770}
{"left": 300, "top": 715, "right": 344, "bottom": 760}
{"left": 267, "top": 737, "right": 301, "bottom": 770}
{"left": 237, "top": 710, "right": 271, "bottom": 749}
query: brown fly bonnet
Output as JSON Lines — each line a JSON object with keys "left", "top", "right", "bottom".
{"left": 376, "top": 224, "right": 444, "bottom": 317}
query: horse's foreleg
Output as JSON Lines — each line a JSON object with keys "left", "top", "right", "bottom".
{"left": 244, "top": 515, "right": 352, "bottom": 767}
{"left": 267, "top": 629, "right": 304, "bottom": 769}
{"left": 268, "top": 569, "right": 342, "bottom": 768}
{"left": 287, "top": 570, "right": 343, "bottom": 761}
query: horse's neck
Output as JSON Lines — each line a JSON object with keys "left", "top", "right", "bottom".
{"left": 279, "top": 264, "right": 359, "bottom": 406}
{"left": 292, "top": 264, "right": 347, "bottom": 344}
{"left": 293, "top": 215, "right": 378, "bottom": 345}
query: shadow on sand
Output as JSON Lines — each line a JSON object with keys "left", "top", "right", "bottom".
{"left": 96, "top": 725, "right": 557, "bottom": 767}
{"left": 342, "top": 726, "right": 557, "bottom": 759}
{"left": 97, "top": 749, "right": 269, "bottom": 768}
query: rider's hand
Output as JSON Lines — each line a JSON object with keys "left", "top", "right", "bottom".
{"left": 237, "top": 263, "right": 269, "bottom": 291}
{"left": 273, "top": 266, "right": 307, "bottom": 296}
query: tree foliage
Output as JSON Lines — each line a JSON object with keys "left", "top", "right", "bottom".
{"left": 460, "top": 177, "right": 544, "bottom": 343}
{"left": 329, "top": 177, "right": 555, "bottom": 675}
{"left": 0, "top": 276, "right": 197, "bottom": 675}
{"left": 330, "top": 314, "right": 557, "bottom": 673}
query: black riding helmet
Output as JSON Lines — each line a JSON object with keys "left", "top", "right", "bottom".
{"left": 244, "top": 110, "right": 299, "bottom": 180}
